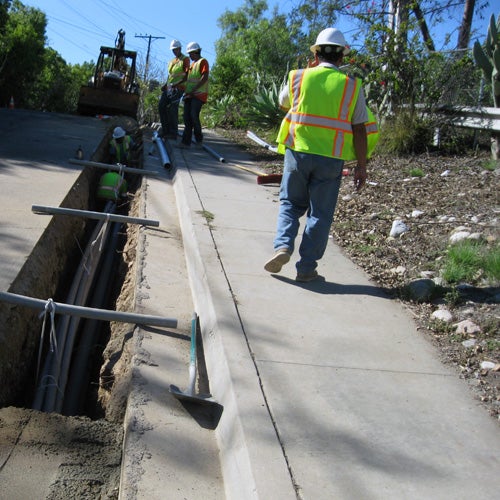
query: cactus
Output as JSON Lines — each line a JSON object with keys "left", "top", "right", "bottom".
{"left": 473, "top": 13, "right": 500, "bottom": 107}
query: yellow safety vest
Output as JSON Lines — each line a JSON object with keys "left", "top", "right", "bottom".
{"left": 277, "top": 67, "right": 379, "bottom": 160}
{"left": 110, "top": 136, "right": 132, "bottom": 163}
{"left": 168, "top": 54, "right": 188, "bottom": 88}
{"left": 184, "top": 58, "right": 208, "bottom": 99}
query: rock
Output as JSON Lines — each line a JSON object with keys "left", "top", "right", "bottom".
{"left": 467, "top": 232, "right": 482, "bottom": 241}
{"left": 480, "top": 361, "right": 497, "bottom": 371}
{"left": 390, "top": 265, "right": 406, "bottom": 275}
{"left": 461, "top": 339, "right": 477, "bottom": 348}
{"left": 390, "top": 219, "right": 409, "bottom": 238}
{"left": 432, "top": 308, "right": 453, "bottom": 323}
{"left": 449, "top": 231, "right": 470, "bottom": 244}
{"left": 441, "top": 170, "right": 451, "bottom": 176}
{"left": 411, "top": 210, "right": 424, "bottom": 218}
{"left": 406, "top": 278, "right": 436, "bottom": 302}
{"left": 454, "top": 319, "right": 481, "bottom": 335}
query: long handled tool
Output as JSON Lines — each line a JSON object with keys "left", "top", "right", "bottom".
{"left": 229, "top": 162, "right": 283, "bottom": 185}
{"left": 169, "top": 313, "right": 218, "bottom": 406}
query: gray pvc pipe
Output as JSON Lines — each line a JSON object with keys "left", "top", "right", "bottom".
{"left": 69, "top": 158, "right": 159, "bottom": 176}
{"left": 32, "top": 205, "right": 160, "bottom": 227}
{"left": 152, "top": 132, "right": 171, "bottom": 168}
{"left": 0, "top": 291, "right": 178, "bottom": 328}
{"left": 202, "top": 144, "right": 225, "bottom": 162}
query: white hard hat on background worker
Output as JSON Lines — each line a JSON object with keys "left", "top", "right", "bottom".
{"left": 310, "top": 28, "right": 350, "bottom": 55}
{"left": 170, "top": 39, "right": 181, "bottom": 50}
{"left": 186, "top": 42, "right": 201, "bottom": 53}
{"left": 112, "top": 126, "right": 126, "bottom": 139}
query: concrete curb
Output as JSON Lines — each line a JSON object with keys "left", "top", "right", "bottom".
{"left": 171, "top": 148, "right": 295, "bottom": 499}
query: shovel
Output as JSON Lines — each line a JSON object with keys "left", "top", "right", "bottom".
{"left": 169, "top": 312, "right": 218, "bottom": 406}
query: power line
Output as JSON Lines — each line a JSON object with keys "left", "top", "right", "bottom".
{"left": 135, "top": 34, "right": 166, "bottom": 80}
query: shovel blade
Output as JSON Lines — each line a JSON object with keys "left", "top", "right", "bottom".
{"left": 169, "top": 384, "right": 218, "bottom": 407}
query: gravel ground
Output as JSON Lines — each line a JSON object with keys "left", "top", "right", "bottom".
{"left": 220, "top": 128, "right": 500, "bottom": 421}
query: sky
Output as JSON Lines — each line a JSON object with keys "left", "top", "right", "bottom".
{"left": 23, "top": 0, "right": 496, "bottom": 77}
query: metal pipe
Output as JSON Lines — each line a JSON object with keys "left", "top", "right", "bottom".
{"left": 0, "top": 291, "right": 178, "bottom": 328}
{"left": 246, "top": 130, "right": 278, "bottom": 152}
{"left": 69, "top": 158, "right": 159, "bottom": 176}
{"left": 32, "top": 205, "right": 160, "bottom": 227}
{"left": 152, "top": 131, "right": 171, "bottom": 168}
{"left": 202, "top": 144, "right": 225, "bottom": 162}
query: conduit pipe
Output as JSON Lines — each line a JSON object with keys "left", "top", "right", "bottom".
{"left": 202, "top": 143, "right": 225, "bottom": 162}
{"left": 32, "top": 205, "right": 159, "bottom": 227}
{"left": 152, "top": 131, "right": 171, "bottom": 168}
{"left": 69, "top": 159, "right": 159, "bottom": 176}
{"left": 0, "top": 292, "right": 178, "bottom": 328}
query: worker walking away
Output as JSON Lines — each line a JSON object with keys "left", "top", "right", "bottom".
{"left": 178, "top": 42, "right": 209, "bottom": 148}
{"left": 159, "top": 40, "right": 189, "bottom": 140}
{"left": 264, "top": 27, "right": 379, "bottom": 282}
{"left": 109, "top": 126, "right": 135, "bottom": 165}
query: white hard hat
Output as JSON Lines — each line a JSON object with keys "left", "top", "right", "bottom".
{"left": 113, "top": 126, "right": 126, "bottom": 139}
{"left": 186, "top": 41, "right": 201, "bottom": 53}
{"left": 310, "top": 28, "right": 349, "bottom": 55}
{"left": 170, "top": 39, "right": 181, "bottom": 50}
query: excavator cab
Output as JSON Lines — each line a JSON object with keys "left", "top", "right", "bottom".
{"left": 77, "top": 30, "right": 140, "bottom": 118}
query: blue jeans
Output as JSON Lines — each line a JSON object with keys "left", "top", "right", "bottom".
{"left": 273, "top": 148, "right": 344, "bottom": 274}
{"left": 182, "top": 97, "right": 204, "bottom": 145}
{"left": 158, "top": 88, "right": 183, "bottom": 137}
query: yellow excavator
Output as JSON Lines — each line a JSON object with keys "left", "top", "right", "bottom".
{"left": 77, "top": 29, "right": 140, "bottom": 119}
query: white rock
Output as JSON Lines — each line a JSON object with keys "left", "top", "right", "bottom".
{"left": 454, "top": 319, "right": 481, "bottom": 335}
{"left": 411, "top": 210, "right": 424, "bottom": 218}
{"left": 480, "top": 361, "right": 496, "bottom": 371}
{"left": 390, "top": 219, "right": 409, "bottom": 237}
{"left": 432, "top": 309, "right": 453, "bottom": 323}
{"left": 441, "top": 170, "right": 451, "bottom": 176}
{"left": 467, "top": 232, "right": 482, "bottom": 241}
{"left": 462, "top": 339, "right": 477, "bottom": 348}
{"left": 449, "top": 231, "right": 471, "bottom": 244}
{"left": 342, "top": 194, "right": 353, "bottom": 202}
{"left": 390, "top": 266, "right": 406, "bottom": 275}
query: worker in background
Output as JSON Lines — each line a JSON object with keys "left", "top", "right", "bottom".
{"left": 177, "top": 42, "right": 209, "bottom": 148}
{"left": 159, "top": 40, "right": 189, "bottom": 140}
{"left": 109, "top": 126, "right": 135, "bottom": 164}
{"left": 264, "top": 27, "right": 378, "bottom": 283}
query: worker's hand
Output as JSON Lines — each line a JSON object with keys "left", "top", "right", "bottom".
{"left": 353, "top": 165, "right": 367, "bottom": 191}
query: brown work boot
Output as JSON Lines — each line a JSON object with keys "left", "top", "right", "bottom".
{"left": 295, "top": 270, "right": 319, "bottom": 282}
{"left": 264, "top": 249, "right": 290, "bottom": 273}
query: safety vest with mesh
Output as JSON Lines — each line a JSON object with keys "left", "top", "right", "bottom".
{"left": 184, "top": 58, "right": 209, "bottom": 102}
{"left": 110, "top": 135, "right": 132, "bottom": 164}
{"left": 168, "top": 54, "right": 188, "bottom": 89}
{"left": 97, "top": 172, "right": 128, "bottom": 201}
{"left": 277, "top": 67, "right": 379, "bottom": 160}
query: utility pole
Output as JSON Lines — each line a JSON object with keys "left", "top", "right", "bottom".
{"left": 135, "top": 34, "right": 165, "bottom": 81}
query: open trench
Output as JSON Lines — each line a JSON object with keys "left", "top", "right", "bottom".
{"left": 0, "top": 118, "right": 144, "bottom": 498}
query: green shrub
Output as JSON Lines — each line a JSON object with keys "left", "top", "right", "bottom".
{"left": 378, "top": 112, "right": 433, "bottom": 155}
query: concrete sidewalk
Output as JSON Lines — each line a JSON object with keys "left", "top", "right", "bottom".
{"left": 161, "top": 130, "right": 499, "bottom": 499}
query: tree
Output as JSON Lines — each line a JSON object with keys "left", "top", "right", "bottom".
{"left": 0, "top": 0, "right": 46, "bottom": 107}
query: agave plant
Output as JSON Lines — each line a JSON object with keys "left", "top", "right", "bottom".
{"left": 246, "top": 82, "right": 285, "bottom": 130}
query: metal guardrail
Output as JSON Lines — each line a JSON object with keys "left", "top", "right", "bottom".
{"left": 434, "top": 105, "right": 500, "bottom": 132}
